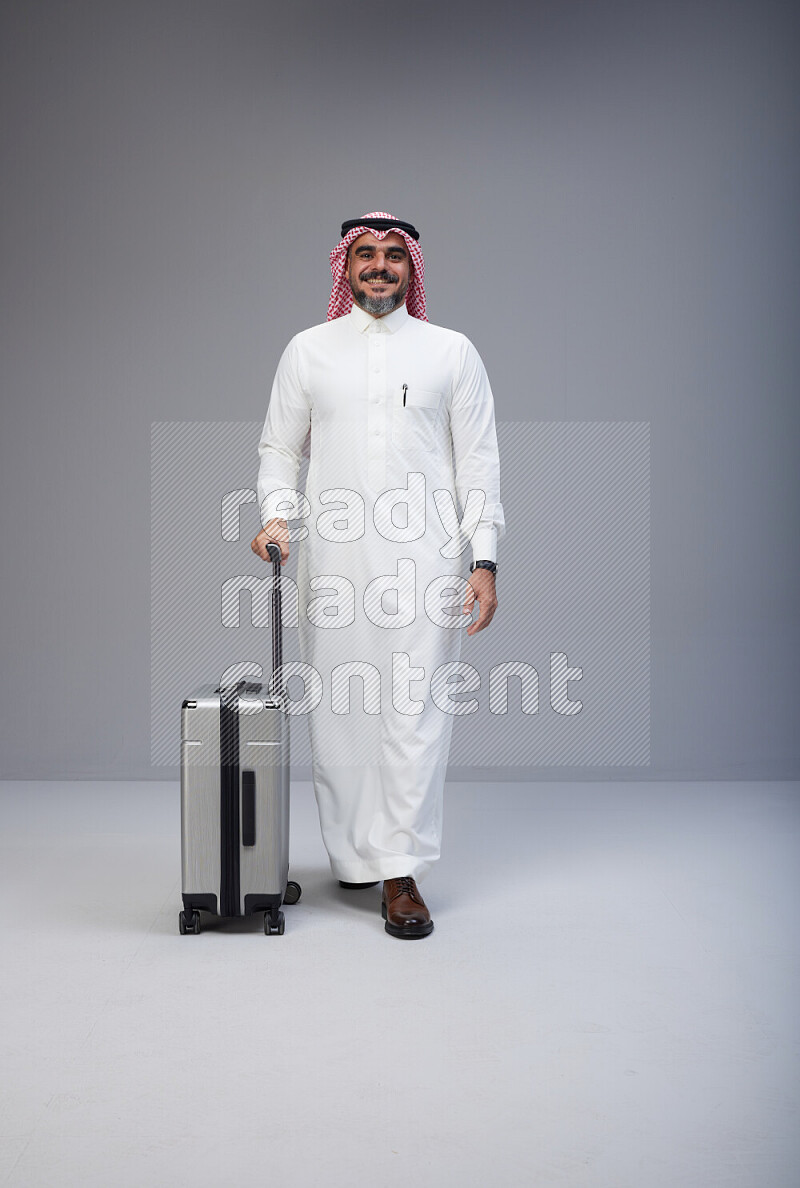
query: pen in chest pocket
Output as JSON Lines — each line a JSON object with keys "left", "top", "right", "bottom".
{"left": 402, "top": 383, "right": 408, "bottom": 407}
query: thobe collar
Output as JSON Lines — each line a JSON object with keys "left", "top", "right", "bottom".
{"left": 348, "top": 301, "right": 410, "bottom": 335}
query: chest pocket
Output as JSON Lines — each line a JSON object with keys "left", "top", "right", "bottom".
{"left": 391, "top": 388, "right": 443, "bottom": 453}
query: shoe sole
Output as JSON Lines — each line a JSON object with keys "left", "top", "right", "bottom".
{"left": 338, "top": 880, "right": 379, "bottom": 890}
{"left": 381, "top": 899, "right": 434, "bottom": 939}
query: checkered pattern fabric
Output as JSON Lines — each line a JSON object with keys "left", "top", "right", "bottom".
{"left": 328, "top": 211, "right": 427, "bottom": 322}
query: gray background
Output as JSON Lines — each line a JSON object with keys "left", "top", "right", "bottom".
{"left": 1, "top": 0, "right": 797, "bottom": 780}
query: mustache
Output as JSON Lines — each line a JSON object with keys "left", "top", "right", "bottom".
{"left": 360, "top": 271, "right": 397, "bottom": 284}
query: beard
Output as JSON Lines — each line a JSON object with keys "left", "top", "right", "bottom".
{"left": 349, "top": 270, "right": 410, "bottom": 316}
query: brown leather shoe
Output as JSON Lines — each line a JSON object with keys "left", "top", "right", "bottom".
{"left": 381, "top": 876, "right": 434, "bottom": 939}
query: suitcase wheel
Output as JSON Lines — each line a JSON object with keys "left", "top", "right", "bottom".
{"left": 283, "top": 881, "right": 302, "bottom": 906}
{"left": 265, "top": 909, "right": 285, "bottom": 936}
{"left": 179, "top": 910, "right": 201, "bottom": 935}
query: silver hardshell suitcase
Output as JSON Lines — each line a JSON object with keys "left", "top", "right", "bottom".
{"left": 179, "top": 545, "right": 300, "bottom": 936}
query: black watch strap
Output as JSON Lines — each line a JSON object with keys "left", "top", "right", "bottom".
{"left": 469, "top": 560, "right": 497, "bottom": 575}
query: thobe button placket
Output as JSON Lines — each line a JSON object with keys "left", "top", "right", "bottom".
{"left": 367, "top": 326, "right": 387, "bottom": 490}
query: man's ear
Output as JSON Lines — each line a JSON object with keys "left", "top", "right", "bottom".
{"left": 344, "top": 247, "right": 352, "bottom": 280}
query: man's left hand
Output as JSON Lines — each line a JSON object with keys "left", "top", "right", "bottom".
{"left": 462, "top": 569, "right": 498, "bottom": 636}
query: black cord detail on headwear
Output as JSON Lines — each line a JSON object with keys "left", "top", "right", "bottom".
{"left": 340, "top": 217, "right": 420, "bottom": 241}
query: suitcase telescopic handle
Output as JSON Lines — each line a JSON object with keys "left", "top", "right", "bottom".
{"left": 265, "top": 543, "right": 283, "bottom": 694}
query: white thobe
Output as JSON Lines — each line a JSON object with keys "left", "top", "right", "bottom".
{"left": 257, "top": 301, "right": 505, "bottom": 882}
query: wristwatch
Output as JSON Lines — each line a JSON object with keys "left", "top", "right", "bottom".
{"left": 469, "top": 560, "right": 497, "bottom": 575}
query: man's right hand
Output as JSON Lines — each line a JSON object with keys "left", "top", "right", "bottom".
{"left": 251, "top": 517, "right": 290, "bottom": 565}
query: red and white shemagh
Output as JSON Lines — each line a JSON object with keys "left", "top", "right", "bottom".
{"left": 327, "top": 211, "right": 427, "bottom": 322}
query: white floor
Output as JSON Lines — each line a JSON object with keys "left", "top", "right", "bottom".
{"left": 1, "top": 780, "right": 798, "bottom": 1188}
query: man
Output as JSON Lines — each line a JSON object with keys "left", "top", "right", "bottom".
{"left": 251, "top": 212, "right": 505, "bottom": 939}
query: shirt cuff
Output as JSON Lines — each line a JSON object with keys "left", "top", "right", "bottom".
{"left": 470, "top": 526, "right": 497, "bottom": 566}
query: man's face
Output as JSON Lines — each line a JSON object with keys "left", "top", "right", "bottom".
{"left": 345, "top": 231, "right": 412, "bottom": 317}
